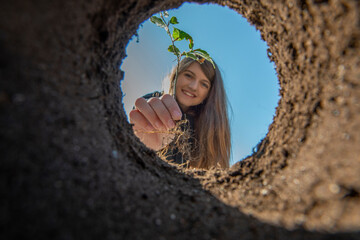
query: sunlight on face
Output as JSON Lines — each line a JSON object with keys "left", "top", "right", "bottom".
{"left": 175, "top": 62, "right": 211, "bottom": 112}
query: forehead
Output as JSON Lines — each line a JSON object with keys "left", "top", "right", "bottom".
{"left": 185, "top": 62, "right": 210, "bottom": 82}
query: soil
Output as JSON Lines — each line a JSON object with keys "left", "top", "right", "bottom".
{"left": 0, "top": 0, "right": 359, "bottom": 239}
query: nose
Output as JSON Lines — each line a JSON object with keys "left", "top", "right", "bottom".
{"left": 188, "top": 79, "right": 199, "bottom": 90}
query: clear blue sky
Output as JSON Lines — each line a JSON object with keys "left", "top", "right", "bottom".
{"left": 121, "top": 2, "right": 279, "bottom": 166}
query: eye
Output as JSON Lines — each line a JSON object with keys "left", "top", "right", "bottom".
{"left": 201, "top": 82, "right": 210, "bottom": 89}
{"left": 184, "top": 73, "right": 192, "bottom": 78}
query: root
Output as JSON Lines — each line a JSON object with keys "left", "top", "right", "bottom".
{"left": 155, "top": 119, "right": 196, "bottom": 168}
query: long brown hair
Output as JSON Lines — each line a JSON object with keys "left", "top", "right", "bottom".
{"left": 166, "top": 58, "right": 231, "bottom": 169}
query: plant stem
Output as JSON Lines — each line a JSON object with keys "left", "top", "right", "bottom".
{"left": 160, "top": 12, "right": 180, "bottom": 98}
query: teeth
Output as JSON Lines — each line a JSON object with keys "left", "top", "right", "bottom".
{"left": 183, "top": 90, "right": 195, "bottom": 97}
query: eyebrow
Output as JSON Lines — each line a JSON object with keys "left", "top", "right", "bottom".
{"left": 184, "top": 70, "right": 211, "bottom": 84}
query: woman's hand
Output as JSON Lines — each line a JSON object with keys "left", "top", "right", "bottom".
{"left": 129, "top": 94, "right": 183, "bottom": 151}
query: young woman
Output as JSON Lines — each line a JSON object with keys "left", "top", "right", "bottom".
{"left": 129, "top": 58, "right": 231, "bottom": 169}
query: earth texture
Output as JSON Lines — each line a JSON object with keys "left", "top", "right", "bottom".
{"left": 1, "top": 0, "right": 359, "bottom": 239}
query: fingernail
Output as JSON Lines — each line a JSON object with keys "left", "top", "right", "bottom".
{"left": 168, "top": 120, "right": 175, "bottom": 129}
{"left": 173, "top": 111, "right": 182, "bottom": 119}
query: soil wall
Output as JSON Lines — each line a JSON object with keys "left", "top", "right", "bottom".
{"left": 1, "top": 0, "right": 359, "bottom": 239}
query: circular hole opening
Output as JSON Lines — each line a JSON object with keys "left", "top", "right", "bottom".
{"left": 121, "top": 2, "right": 279, "bottom": 167}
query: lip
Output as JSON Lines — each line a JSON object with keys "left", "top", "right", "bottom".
{"left": 182, "top": 89, "right": 196, "bottom": 98}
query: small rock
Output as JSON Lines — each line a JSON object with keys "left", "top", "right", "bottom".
{"left": 329, "top": 183, "right": 340, "bottom": 194}
{"left": 261, "top": 189, "right": 269, "bottom": 196}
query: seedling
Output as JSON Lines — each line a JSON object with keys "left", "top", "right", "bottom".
{"left": 150, "top": 11, "right": 215, "bottom": 96}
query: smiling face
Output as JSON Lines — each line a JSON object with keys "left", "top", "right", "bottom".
{"left": 175, "top": 61, "right": 211, "bottom": 112}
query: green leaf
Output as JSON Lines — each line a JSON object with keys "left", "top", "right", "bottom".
{"left": 193, "top": 51, "right": 208, "bottom": 59}
{"left": 170, "top": 16, "right": 179, "bottom": 24}
{"left": 193, "top": 50, "right": 215, "bottom": 68}
{"left": 185, "top": 52, "right": 198, "bottom": 61}
{"left": 172, "top": 28, "right": 193, "bottom": 42}
{"left": 194, "top": 49, "right": 210, "bottom": 58}
{"left": 163, "top": 11, "right": 169, "bottom": 17}
{"left": 182, "top": 31, "right": 192, "bottom": 41}
{"left": 150, "top": 16, "right": 167, "bottom": 28}
{"left": 168, "top": 45, "right": 180, "bottom": 56}
{"left": 189, "top": 39, "right": 194, "bottom": 50}
{"left": 172, "top": 28, "right": 180, "bottom": 40}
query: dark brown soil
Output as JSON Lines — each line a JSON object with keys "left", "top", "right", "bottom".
{"left": 1, "top": 0, "right": 359, "bottom": 239}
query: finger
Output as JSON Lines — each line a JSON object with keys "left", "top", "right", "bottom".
{"left": 129, "top": 109, "right": 155, "bottom": 131}
{"left": 160, "top": 94, "right": 182, "bottom": 121}
{"left": 134, "top": 97, "right": 165, "bottom": 130}
{"left": 148, "top": 97, "right": 175, "bottom": 130}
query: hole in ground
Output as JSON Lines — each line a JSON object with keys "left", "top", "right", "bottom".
{"left": 121, "top": 2, "right": 280, "bottom": 167}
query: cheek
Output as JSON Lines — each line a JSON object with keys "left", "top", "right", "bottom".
{"left": 199, "top": 89, "right": 210, "bottom": 102}
{"left": 177, "top": 80, "right": 187, "bottom": 93}
{"left": 175, "top": 79, "right": 184, "bottom": 93}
